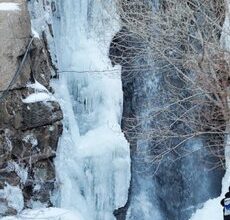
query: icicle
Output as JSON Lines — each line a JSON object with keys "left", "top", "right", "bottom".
{"left": 51, "top": 0, "right": 131, "bottom": 219}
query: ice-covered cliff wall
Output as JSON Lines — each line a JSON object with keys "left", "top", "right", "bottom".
{"left": 2, "top": 0, "right": 226, "bottom": 219}
{"left": 50, "top": 0, "right": 131, "bottom": 219}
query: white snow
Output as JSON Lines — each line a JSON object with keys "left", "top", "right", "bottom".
{"left": 0, "top": 184, "right": 24, "bottom": 215}
{"left": 190, "top": 198, "right": 222, "bottom": 220}
{"left": 31, "top": 28, "right": 40, "bottom": 39}
{"left": 22, "top": 81, "right": 56, "bottom": 103}
{"left": 22, "top": 92, "right": 56, "bottom": 103}
{"left": 190, "top": 152, "right": 230, "bottom": 220}
{"left": 27, "top": 80, "right": 48, "bottom": 92}
{"left": 23, "top": 134, "right": 38, "bottom": 148}
{"left": 1, "top": 208, "right": 84, "bottom": 220}
{"left": 6, "top": 161, "right": 28, "bottom": 184}
{"left": 0, "top": 3, "right": 20, "bottom": 11}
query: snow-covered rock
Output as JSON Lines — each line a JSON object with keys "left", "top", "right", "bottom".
{"left": 0, "top": 3, "right": 20, "bottom": 11}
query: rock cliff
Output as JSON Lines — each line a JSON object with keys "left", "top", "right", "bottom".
{"left": 0, "top": 0, "right": 62, "bottom": 216}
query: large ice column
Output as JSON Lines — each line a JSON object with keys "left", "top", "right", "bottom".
{"left": 52, "top": 0, "right": 131, "bottom": 219}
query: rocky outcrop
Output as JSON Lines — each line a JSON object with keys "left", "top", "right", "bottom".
{"left": 0, "top": 0, "right": 62, "bottom": 217}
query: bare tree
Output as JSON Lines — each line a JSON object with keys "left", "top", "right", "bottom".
{"left": 107, "top": 0, "right": 230, "bottom": 169}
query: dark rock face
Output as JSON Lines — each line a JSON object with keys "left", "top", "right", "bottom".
{"left": 110, "top": 5, "right": 225, "bottom": 220}
{"left": 0, "top": 1, "right": 63, "bottom": 217}
{"left": 112, "top": 31, "right": 224, "bottom": 220}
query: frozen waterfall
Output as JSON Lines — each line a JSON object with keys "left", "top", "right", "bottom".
{"left": 51, "top": 0, "right": 131, "bottom": 219}
{"left": 25, "top": 0, "right": 226, "bottom": 220}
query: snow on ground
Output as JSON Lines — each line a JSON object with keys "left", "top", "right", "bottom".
{"left": 190, "top": 138, "right": 230, "bottom": 220}
{"left": 190, "top": 164, "right": 230, "bottom": 220}
{"left": 190, "top": 136, "right": 230, "bottom": 220}
{"left": 1, "top": 208, "right": 84, "bottom": 220}
{"left": 190, "top": 198, "right": 222, "bottom": 220}
{"left": 0, "top": 3, "right": 20, "bottom": 11}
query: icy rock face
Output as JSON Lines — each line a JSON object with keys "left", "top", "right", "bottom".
{"left": 28, "top": 0, "right": 58, "bottom": 75}
{"left": 119, "top": 35, "right": 224, "bottom": 220}
{"left": 109, "top": 2, "right": 225, "bottom": 220}
{"left": 0, "top": 184, "right": 24, "bottom": 217}
{"left": 51, "top": 0, "right": 131, "bottom": 220}
{"left": 0, "top": 0, "right": 63, "bottom": 216}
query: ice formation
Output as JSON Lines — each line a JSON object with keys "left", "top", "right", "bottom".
{"left": 51, "top": 0, "right": 131, "bottom": 219}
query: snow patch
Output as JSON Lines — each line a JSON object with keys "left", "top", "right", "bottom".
{"left": 27, "top": 80, "right": 48, "bottom": 92}
{"left": 0, "top": 3, "right": 20, "bottom": 11}
{"left": 23, "top": 81, "right": 56, "bottom": 103}
{"left": 23, "top": 134, "right": 38, "bottom": 148}
{"left": 6, "top": 161, "right": 28, "bottom": 184}
{"left": 190, "top": 198, "right": 222, "bottom": 220}
{"left": 32, "top": 28, "right": 40, "bottom": 39}
{"left": 22, "top": 92, "right": 56, "bottom": 103}
{"left": 1, "top": 208, "right": 84, "bottom": 220}
{"left": 0, "top": 184, "right": 24, "bottom": 214}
